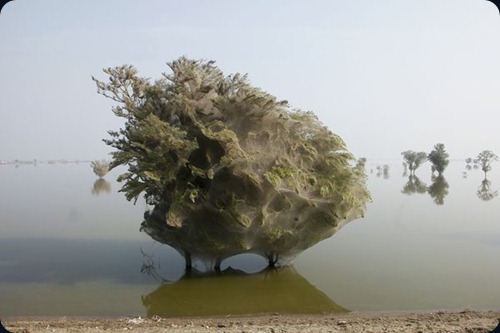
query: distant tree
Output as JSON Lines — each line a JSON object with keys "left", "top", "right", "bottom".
{"left": 375, "top": 164, "right": 389, "bottom": 178}
{"left": 473, "top": 159, "right": 479, "bottom": 169}
{"left": 91, "top": 160, "right": 110, "bottom": 178}
{"left": 356, "top": 157, "right": 367, "bottom": 169}
{"left": 401, "top": 151, "right": 427, "bottom": 175}
{"left": 382, "top": 164, "right": 390, "bottom": 179}
{"left": 427, "top": 143, "right": 449, "bottom": 176}
{"left": 477, "top": 150, "right": 498, "bottom": 178}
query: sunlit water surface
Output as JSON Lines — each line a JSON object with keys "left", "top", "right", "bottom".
{"left": 1, "top": 161, "right": 499, "bottom": 316}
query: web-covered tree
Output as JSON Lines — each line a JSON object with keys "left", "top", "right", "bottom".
{"left": 90, "top": 160, "right": 110, "bottom": 178}
{"left": 93, "top": 57, "right": 370, "bottom": 270}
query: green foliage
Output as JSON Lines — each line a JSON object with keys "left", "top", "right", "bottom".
{"left": 401, "top": 150, "right": 427, "bottom": 175}
{"left": 94, "top": 57, "right": 370, "bottom": 266}
{"left": 427, "top": 143, "right": 449, "bottom": 176}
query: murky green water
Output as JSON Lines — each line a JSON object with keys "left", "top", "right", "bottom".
{"left": 143, "top": 266, "right": 347, "bottom": 317}
{"left": 1, "top": 161, "right": 499, "bottom": 316}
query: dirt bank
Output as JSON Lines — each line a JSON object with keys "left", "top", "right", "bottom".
{"left": 3, "top": 311, "right": 500, "bottom": 333}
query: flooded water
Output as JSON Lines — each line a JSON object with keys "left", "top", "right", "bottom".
{"left": 1, "top": 160, "right": 499, "bottom": 316}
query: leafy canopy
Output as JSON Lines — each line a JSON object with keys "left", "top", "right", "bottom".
{"left": 427, "top": 143, "right": 449, "bottom": 175}
{"left": 477, "top": 150, "right": 498, "bottom": 176}
{"left": 401, "top": 150, "right": 427, "bottom": 175}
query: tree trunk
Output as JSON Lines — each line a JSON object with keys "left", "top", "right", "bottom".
{"left": 214, "top": 257, "right": 222, "bottom": 272}
{"left": 184, "top": 250, "right": 192, "bottom": 272}
{"left": 266, "top": 252, "right": 279, "bottom": 268}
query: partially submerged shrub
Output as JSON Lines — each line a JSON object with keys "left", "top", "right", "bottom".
{"left": 91, "top": 160, "right": 110, "bottom": 178}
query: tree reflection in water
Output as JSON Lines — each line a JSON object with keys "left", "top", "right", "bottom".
{"left": 427, "top": 175, "right": 449, "bottom": 205}
{"left": 91, "top": 178, "right": 111, "bottom": 195}
{"left": 376, "top": 165, "right": 390, "bottom": 179}
{"left": 477, "top": 178, "right": 498, "bottom": 201}
{"left": 140, "top": 263, "right": 347, "bottom": 317}
{"left": 402, "top": 175, "right": 427, "bottom": 195}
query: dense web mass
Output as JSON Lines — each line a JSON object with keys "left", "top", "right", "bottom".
{"left": 93, "top": 57, "right": 370, "bottom": 269}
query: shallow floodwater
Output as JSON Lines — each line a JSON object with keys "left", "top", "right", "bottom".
{"left": 0, "top": 161, "right": 499, "bottom": 316}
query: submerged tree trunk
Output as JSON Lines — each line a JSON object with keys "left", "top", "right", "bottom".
{"left": 214, "top": 257, "right": 222, "bottom": 272}
{"left": 266, "top": 252, "right": 279, "bottom": 268}
{"left": 184, "top": 250, "right": 192, "bottom": 272}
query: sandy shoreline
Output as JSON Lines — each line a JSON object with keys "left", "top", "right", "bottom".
{"left": 3, "top": 311, "right": 500, "bottom": 333}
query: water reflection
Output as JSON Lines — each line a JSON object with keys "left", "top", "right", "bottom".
{"left": 141, "top": 266, "right": 347, "bottom": 317}
{"left": 402, "top": 163, "right": 408, "bottom": 177}
{"left": 401, "top": 175, "right": 427, "bottom": 195}
{"left": 401, "top": 174, "right": 451, "bottom": 205}
{"left": 477, "top": 178, "right": 498, "bottom": 201}
{"left": 427, "top": 175, "right": 449, "bottom": 205}
{"left": 376, "top": 165, "right": 390, "bottom": 179}
{"left": 3, "top": 162, "right": 500, "bottom": 315}
{"left": 91, "top": 178, "right": 111, "bottom": 195}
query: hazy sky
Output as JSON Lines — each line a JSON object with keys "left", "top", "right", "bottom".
{"left": 1, "top": 0, "right": 499, "bottom": 161}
